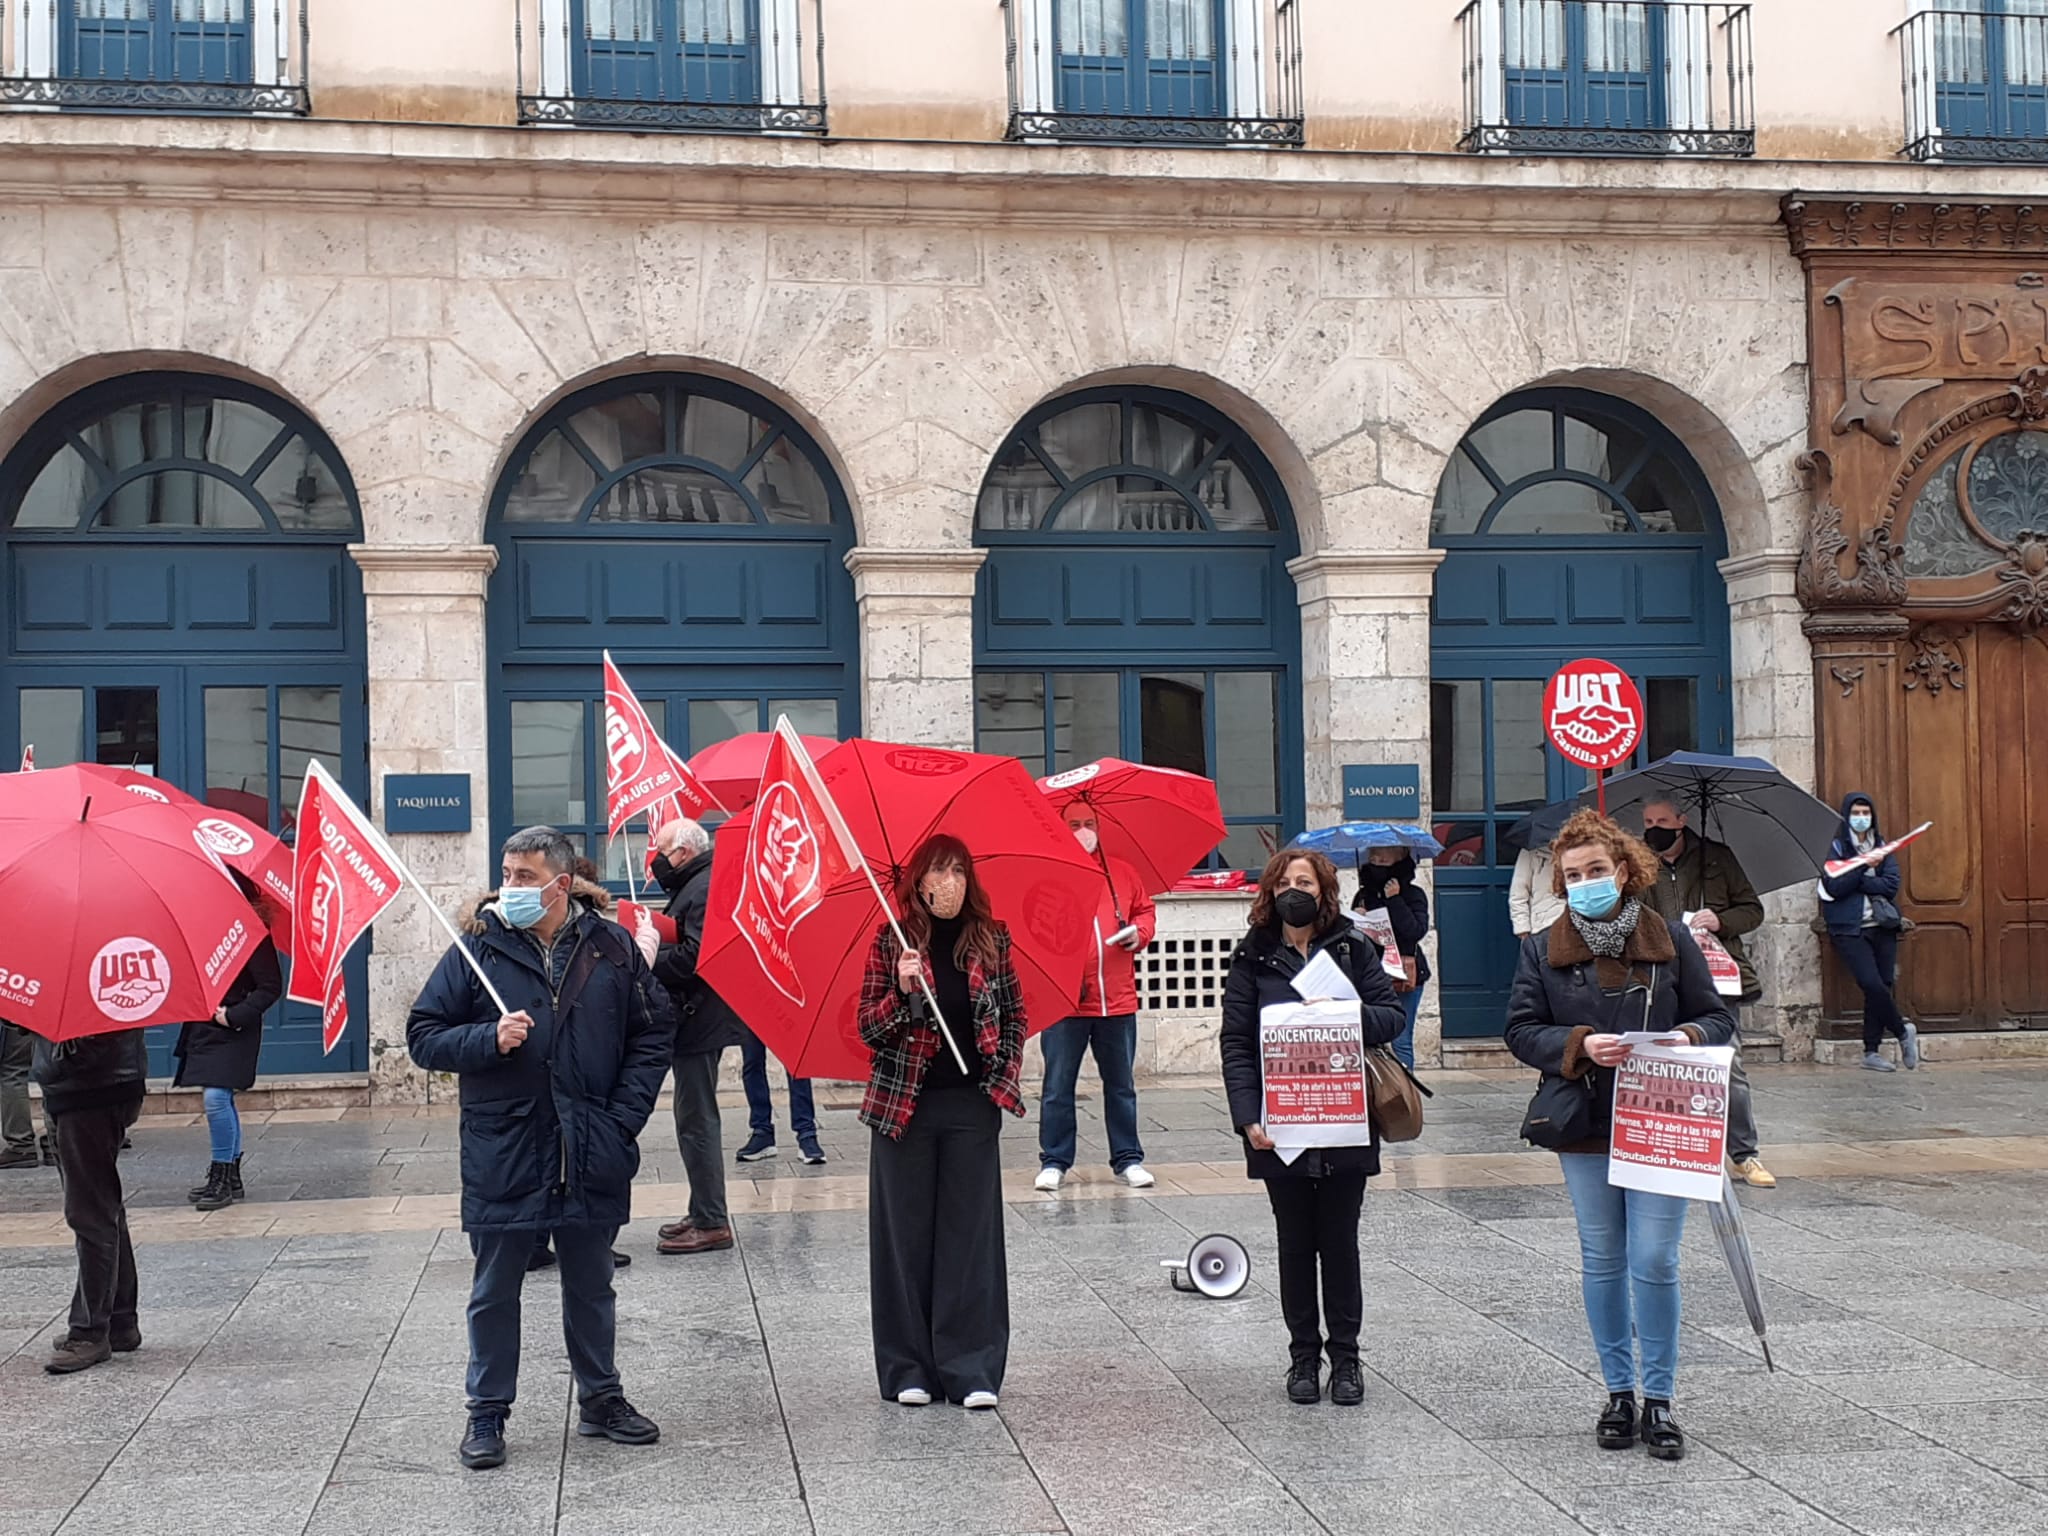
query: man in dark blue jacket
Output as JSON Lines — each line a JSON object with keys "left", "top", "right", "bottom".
{"left": 407, "top": 826, "right": 675, "bottom": 1471}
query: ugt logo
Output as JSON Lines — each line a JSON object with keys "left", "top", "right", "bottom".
{"left": 305, "top": 851, "right": 344, "bottom": 968}
{"left": 1546, "top": 663, "right": 1643, "bottom": 769}
{"left": 605, "top": 689, "right": 647, "bottom": 781}
{"left": 195, "top": 818, "right": 255, "bottom": 859}
{"left": 736, "top": 781, "right": 826, "bottom": 1005}
{"left": 91, "top": 937, "right": 172, "bottom": 1024}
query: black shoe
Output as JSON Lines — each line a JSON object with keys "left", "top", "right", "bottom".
{"left": 1286, "top": 1359, "right": 1321, "bottom": 1405}
{"left": 611, "top": 1249, "right": 631, "bottom": 1270}
{"left": 526, "top": 1246, "right": 557, "bottom": 1272}
{"left": 577, "top": 1394, "right": 660, "bottom": 1445}
{"left": 0, "top": 1144, "right": 37, "bottom": 1170}
{"left": 798, "top": 1137, "right": 826, "bottom": 1166}
{"left": 1597, "top": 1391, "right": 1638, "bottom": 1450}
{"left": 1642, "top": 1399, "right": 1685, "bottom": 1461}
{"left": 736, "top": 1132, "right": 778, "bottom": 1163}
{"left": 110, "top": 1323, "right": 141, "bottom": 1354}
{"left": 1329, "top": 1358, "right": 1365, "bottom": 1407}
{"left": 458, "top": 1410, "right": 507, "bottom": 1470}
{"left": 192, "top": 1161, "right": 235, "bottom": 1212}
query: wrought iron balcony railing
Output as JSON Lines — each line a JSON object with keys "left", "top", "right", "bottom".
{"left": 1458, "top": 0, "right": 1753, "bottom": 157}
{"left": 517, "top": 0, "right": 825, "bottom": 133}
{"left": 1002, "top": 0, "right": 1303, "bottom": 147}
{"left": 0, "top": 0, "right": 308, "bottom": 114}
{"left": 1897, "top": 6, "right": 2048, "bottom": 163}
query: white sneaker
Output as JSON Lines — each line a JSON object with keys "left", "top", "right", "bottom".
{"left": 962, "top": 1391, "right": 999, "bottom": 1410}
{"left": 1034, "top": 1167, "right": 1063, "bottom": 1193}
{"left": 1119, "top": 1165, "right": 1156, "bottom": 1189}
{"left": 1901, "top": 1023, "right": 1921, "bottom": 1070}
{"left": 896, "top": 1388, "right": 932, "bottom": 1407}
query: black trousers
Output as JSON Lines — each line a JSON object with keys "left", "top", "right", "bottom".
{"left": 868, "top": 1086, "right": 1008, "bottom": 1402}
{"left": 51, "top": 1100, "right": 141, "bottom": 1343}
{"left": 1264, "top": 1170, "right": 1367, "bottom": 1367}
{"left": 1830, "top": 929, "right": 1907, "bottom": 1051}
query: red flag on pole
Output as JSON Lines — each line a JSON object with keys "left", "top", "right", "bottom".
{"left": 603, "top": 651, "right": 722, "bottom": 832}
{"left": 731, "top": 722, "right": 859, "bottom": 1006}
{"left": 18, "top": 745, "right": 31, "bottom": 771}
{"left": 287, "top": 761, "right": 405, "bottom": 1055}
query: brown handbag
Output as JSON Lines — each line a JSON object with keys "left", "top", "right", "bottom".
{"left": 1363, "top": 1046, "right": 1432, "bottom": 1143}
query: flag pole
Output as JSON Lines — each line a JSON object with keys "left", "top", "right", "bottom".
{"left": 773, "top": 719, "right": 971, "bottom": 1076}
{"left": 309, "top": 761, "right": 513, "bottom": 1018}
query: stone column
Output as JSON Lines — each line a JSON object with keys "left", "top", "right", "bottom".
{"left": 348, "top": 544, "right": 498, "bottom": 1104}
{"left": 1291, "top": 549, "right": 1445, "bottom": 1064}
{"left": 1721, "top": 550, "right": 1823, "bottom": 1058}
{"left": 844, "top": 548, "right": 985, "bottom": 749}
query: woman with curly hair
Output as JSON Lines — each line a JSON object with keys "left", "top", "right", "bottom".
{"left": 855, "top": 834, "right": 1027, "bottom": 1411}
{"left": 1504, "top": 810, "right": 1735, "bottom": 1463}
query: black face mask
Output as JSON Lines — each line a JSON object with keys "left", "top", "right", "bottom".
{"left": 1643, "top": 826, "right": 1682, "bottom": 854}
{"left": 1376, "top": 856, "right": 1417, "bottom": 886}
{"left": 1273, "top": 889, "right": 1320, "bottom": 929}
{"left": 650, "top": 852, "right": 687, "bottom": 893}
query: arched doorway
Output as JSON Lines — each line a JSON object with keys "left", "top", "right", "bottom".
{"left": 0, "top": 371, "right": 369, "bottom": 1075}
{"left": 1429, "top": 387, "right": 1733, "bottom": 1038}
{"left": 485, "top": 372, "right": 856, "bottom": 877}
{"left": 971, "top": 385, "right": 1302, "bottom": 870}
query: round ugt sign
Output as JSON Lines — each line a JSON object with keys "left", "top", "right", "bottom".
{"left": 1544, "top": 659, "right": 1645, "bottom": 771}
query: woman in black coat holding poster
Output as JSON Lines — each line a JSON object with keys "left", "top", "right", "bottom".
{"left": 1220, "top": 849, "right": 1405, "bottom": 1409}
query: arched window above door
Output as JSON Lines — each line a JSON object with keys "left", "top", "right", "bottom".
{"left": 1431, "top": 395, "right": 1710, "bottom": 538}
{"left": 7, "top": 377, "right": 357, "bottom": 535}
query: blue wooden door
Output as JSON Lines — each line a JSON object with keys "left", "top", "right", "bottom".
{"left": 1505, "top": 0, "right": 1664, "bottom": 131}
{"left": 1936, "top": 1, "right": 2048, "bottom": 142}
{"left": 1057, "top": 0, "right": 1222, "bottom": 118}
{"left": 575, "top": 0, "right": 761, "bottom": 105}
{"left": 65, "top": 0, "right": 252, "bottom": 86}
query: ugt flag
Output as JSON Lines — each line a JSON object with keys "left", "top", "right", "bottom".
{"left": 731, "top": 722, "right": 858, "bottom": 1005}
{"left": 287, "top": 761, "right": 403, "bottom": 1054}
{"left": 18, "top": 745, "right": 31, "bottom": 771}
{"left": 603, "top": 651, "right": 722, "bottom": 833}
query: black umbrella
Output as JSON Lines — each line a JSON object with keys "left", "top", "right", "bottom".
{"left": 1580, "top": 751, "right": 1838, "bottom": 897}
{"left": 1709, "top": 1169, "right": 1774, "bottom": 1372}
{"left": 1501, "top": 798, "right": 1577, "bottom": 855}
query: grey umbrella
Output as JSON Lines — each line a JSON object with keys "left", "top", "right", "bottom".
{"left": 1580, "top": 751, "right": 1839, "bottom": 896}
{"left": 1709, "top": 1168, "right": 1774, "bottom": 1372}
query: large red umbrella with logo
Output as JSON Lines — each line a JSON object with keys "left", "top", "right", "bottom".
{"left": 698, "top": 737, "right": 1103, "bottom": 1081}
{"left": 0, "top": 771, "right": 268, "bottom": 1041}
{"left": 686, "top": 731, "right": 839, "bottom": 813}
{"left": 0, "top": 765, "right": 293, "bottom": 953}
{"left": 1037, "top": 758, "right": 1228, "bottom": 895}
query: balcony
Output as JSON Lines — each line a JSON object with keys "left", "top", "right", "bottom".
{"left": 0, "top": 1, "right": 308, "bottom": 115}
{"left": 1898, "top": 6, "right": 2048, "bottom": 163}
{"left": 517, "top": 0, "right": 825, "bottom": 134}
{"left": 1458, "top": 0, "right": 1753, "bottom": 157}
{"left": 1002, "top": 0, "right": 1303, "bottom": 147}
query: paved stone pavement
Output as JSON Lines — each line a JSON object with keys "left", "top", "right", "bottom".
{"left": 4, "top": 1061, "right": 2048, "bottom": 1535}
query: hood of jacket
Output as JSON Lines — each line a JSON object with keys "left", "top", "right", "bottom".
{"left": 1836, "top": 790, "right": 1882, "bottom": 850}
{"left": 459, "top": 875, "right": 615, "bottom": 936}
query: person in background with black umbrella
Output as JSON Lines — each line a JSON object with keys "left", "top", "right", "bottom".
{"left": 1638, "top": 799, "right": 1773, "bottom": 1190}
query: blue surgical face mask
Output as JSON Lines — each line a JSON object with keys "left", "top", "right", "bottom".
{"left": 1849, "top": 813, "right": 1873, "bottom": 835}
{"left": 1568, "top": 876, "right": 1622, "bottom": 920}
{"left": 498, "top": 881, "right": 556, "bottom": 930}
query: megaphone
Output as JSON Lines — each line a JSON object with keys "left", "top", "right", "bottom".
{"left": 1163, "top": 1233, "right": 1250, "bottom": 1299}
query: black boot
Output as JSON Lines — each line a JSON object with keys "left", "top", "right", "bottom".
{"left": 188, "top": 1162, "right": 220, "bottom": 1204}
{"left": 1642, "top": 1398, "right": 1685, "bottom": 1461}
{"left": 226, "top": 1154, "right": 245, "bottom": 1199}
{"left": 193, "top": 1161, "right": 235, "bottom": 1212}
{"left": 1597, "top": 1391, "right": 1638, "bottom": 1450}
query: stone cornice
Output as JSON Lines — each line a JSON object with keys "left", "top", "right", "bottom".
{"left": 844, "top": 547, "right": 986, "bottom": 601}
{"left": 1288, "top": 549, "right": 1446, "bottom": 603}
{"left": 1717, "top": 549, "right": 1804, "bottom": 600}
{"left": 1782, "top": 195, "right": 2048, "bottom": 259}
{"left": 350, "top": 543, "right": 498, "bottom": 597}
{"left": 10, "top": 117, "right": 2048, "bottom": 236}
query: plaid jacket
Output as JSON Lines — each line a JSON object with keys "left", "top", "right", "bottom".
{"left": 856, "top": 922, "right": 1027, "bottom": 1140}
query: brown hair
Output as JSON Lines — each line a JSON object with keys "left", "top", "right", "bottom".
{"left": 1246, "top": 849, "right": 1344, "bottom": 934}
{"left": 896, "top": 834, "right": 1004, "bottom": 972}
{"left": 1549, "top": 810, "right": 1658, "bottom": 900}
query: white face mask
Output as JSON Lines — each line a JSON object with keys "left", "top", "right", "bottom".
{"left": 1072, "top": 826, "right": 1099, "bottom": 855}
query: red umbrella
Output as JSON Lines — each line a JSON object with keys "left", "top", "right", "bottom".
{"left": 0, "top": 765, "right": 293, "bottom": 953}
{"left": 698, "top": 739, "right": 1102, "bottom": 1081}
{"left": 1037, "top": 758, "right": 1227, "bottom": 895}
{"left": 686, "top": 731, "right": 839, "bottom": 812}
{"left": 0, "top": 779, "right": 269, "bottom": 1042}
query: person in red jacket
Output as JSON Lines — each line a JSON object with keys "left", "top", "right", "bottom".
{"left": 1035, "top": 805, "right": 1159, "bottom": 1192}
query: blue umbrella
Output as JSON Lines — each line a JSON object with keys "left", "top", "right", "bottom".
{"left": 1290, "top": 822, "right": 1446, "bottom": 865}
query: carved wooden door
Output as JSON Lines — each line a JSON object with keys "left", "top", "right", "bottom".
{"left": 1976, "top": 626, "right": 2048, "bottom": 1024}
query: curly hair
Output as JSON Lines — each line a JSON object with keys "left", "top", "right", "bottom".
{"left": 1548, "top": 809, "right": 1658, "bottom": 900}
{"left": 1246, "top": 848, "right": 1344, "bottom": 933}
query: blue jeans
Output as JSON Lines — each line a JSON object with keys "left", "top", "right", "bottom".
{"left": 1559, "top": 1153, "right": 1689, "bottom": 1400}
{"left": 202, "top": 1087, "right": 241, "bottom": 1163}
{"left": 740, "top": 1030, "right": 816, "bottom": 1141}
{"left": 1036, "top": 1014, "right": 1142, "bottom": 1174}
{"left": 1392, "top": 983, "right": 1423, "bottom": 1073}
{"left": 466, "top": 1224, "right": 621, "bottom": 1416}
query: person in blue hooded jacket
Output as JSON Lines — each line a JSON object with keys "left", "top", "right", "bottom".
{"left": 1818, "top": 793, "right": 1918, "bottom": 1072}
{"left": 406, "top": 826, "right": 675, "bottom": 1471}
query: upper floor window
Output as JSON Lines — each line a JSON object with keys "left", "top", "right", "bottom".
{"left": 1899, "top": 0, "right": 2048, "bottom": 161}
{"left": 1004, "top": 0, "right": 1303, "bottom": 145}
{"left": 518, "top": 0, "right": 825, "bottom": 132}
{"left": 0, "top": 0, "right": 308, "bottom": 114}
{"left": 1458, "top": 0, "right": 1755, "bottom": 157}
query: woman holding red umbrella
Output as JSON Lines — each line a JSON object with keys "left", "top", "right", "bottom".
{"left": 855, "top": 833, "right": 1027, "bottom": 1412}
